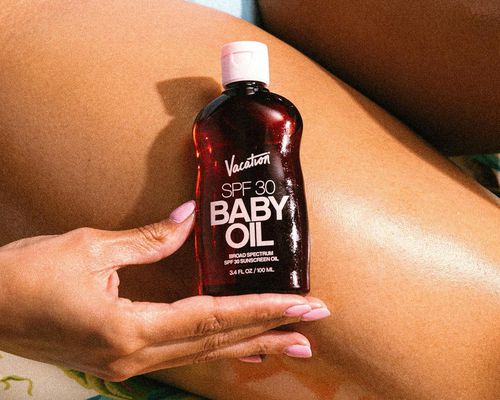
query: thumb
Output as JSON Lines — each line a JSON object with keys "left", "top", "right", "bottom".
{"left": 104, "top": 200, "right": 196, "bottom": 268}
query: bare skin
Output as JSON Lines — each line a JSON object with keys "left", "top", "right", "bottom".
{"left": 258, "top": 0, "right": 500, "bottom": 156}
{"left": 0, "top": 203, "right": 330, "bottom": 381}
{"left": 0, "top": 1, "right": 499, "bottom": 399}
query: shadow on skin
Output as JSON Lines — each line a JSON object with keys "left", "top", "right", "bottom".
{"left": 118, "top": 77, "right": 220, "bottom": 303}
{"left": 334, "top": 76, "right": 499, "bottom": 205}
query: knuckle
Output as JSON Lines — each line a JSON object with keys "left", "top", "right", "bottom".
{"left": 98, "top": 320, "right": 143, "bottom": 358}
{"left": 67, "top": 227, "right": 104, "bottom": 257}
{"left": 248, "top": 294, "right": 278, "bottom": 321}
{"left": 253, "top": 340, "right": 271, "bottom": 356}
{"left": 192, "top": 350, "right": 219, "bottom": 364}
{"left": 194, "top": 296, "right": 229, "bottom": 336}
{"left": 201, "top": 331, "right": 229, "bottom": 351}
{"left": 193, "top": 298, "right": 227, "bottom": 336}
{"left": 134, "top": 223, "right": 170, "bottom": 251}
{"left": 110, "top": 338, "right": 140, "bottom": 358}
{"left": 100, "top": 360, "right": 136, "bottom": 382}
{"left": 72, "top": 227, "right": 99, "bottom": 243}
{"left": 193, "top": 314, "right": 225, "bottom": 336}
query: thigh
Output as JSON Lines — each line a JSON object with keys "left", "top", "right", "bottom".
{"left": 258, "top": 0, "right": 500, "bottom": 155}
{"left": 1, "top": 1, "right": 499, "bottom": 399}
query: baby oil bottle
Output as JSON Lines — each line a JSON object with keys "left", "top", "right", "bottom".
{"left": 193, "top": 41, "right": 309, "bottom": 295}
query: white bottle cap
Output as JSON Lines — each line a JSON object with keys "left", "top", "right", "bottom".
{"left": 221, "top": 41, "right": 270, "bottom": 87}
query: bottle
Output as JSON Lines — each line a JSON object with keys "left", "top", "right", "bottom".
{"left": 193, "top": 41, "right": 309, "bottom": 295}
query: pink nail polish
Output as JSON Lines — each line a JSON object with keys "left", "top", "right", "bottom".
{"left": 301, "top": 308, "right": 331, "bottom": 321}
{"left": 284, "top": 345, "right": 312, "bottom": 358}
{"left": 238, "top": 355, "right": 263, "bottom": 363}
{"left": 169, "top": 200, "right": 196, "bottom": 223}
{"left": 283, "top": 304, "right": 312, "bottom": 317}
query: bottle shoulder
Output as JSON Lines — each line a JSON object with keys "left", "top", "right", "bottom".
{"left": 193, "top": 88, "right": 303, "bottom": 149}
{"left": 195, "top": 90, "right": 302, "bottom": 124}
{"left": 194, "top": 92, "right": 230, "bottom": 122}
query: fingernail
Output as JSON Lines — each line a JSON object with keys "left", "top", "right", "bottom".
{"left": 238, "top": 355, "right": 263, "bottom": 363}
{"left": 169, "top": 200, "right": 196, "bottom": 223}
{"left": 283, "top": 304, "right": 312, "bottom": 317}
{"left": 308, "top": 301, "right": 325, "bottom": 309}
{"left": 301, "top": 308, "right": 331, "bottom": 322}
{"left": 284, "top": 345, "right": 312, "bottom": 358}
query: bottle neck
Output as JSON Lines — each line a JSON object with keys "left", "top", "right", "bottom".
{"left": 223, "top": 81, "right": 269, "bottom": 95}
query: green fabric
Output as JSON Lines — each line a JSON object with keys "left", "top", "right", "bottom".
{"left": 0, "top": 375, "right": 34, "bottom": 396}
{"left": 62, "top": 368, "right": 206, "bottom": 400}
{"left": 473, "top": 154, "right": 500, "bottom": 171}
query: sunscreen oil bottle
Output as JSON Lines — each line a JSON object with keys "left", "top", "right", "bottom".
{"left": 193, "top": 41, "right": 309, "bottom": 295}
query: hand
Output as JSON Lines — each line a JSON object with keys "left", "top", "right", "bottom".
{"left": 0, "top": 200, "right": 330, "bottom": 381}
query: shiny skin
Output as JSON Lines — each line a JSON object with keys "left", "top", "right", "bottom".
{"left": 0, "top": 207, "right": 329, "bottom": 380}
{"left": 0, "top": 1, "right": 499, "bottom": 399}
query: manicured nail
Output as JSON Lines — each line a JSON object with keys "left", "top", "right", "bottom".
{"left": 308, "top": 301, "right": 325, "bottom": 309}
{"left": 284, "top": 345, "right": 312, "bottom": 358}
{"left": 169, "top": 200, "right": 196, "bottom": 223}
{"left": 238, "top": 355, "right": 263, "bottom": 363}
{"left": 301, "top": 308, "right": 331, "bottom": 322}
{"left": 283, "top": 304, "right": 312, "bottom": 317}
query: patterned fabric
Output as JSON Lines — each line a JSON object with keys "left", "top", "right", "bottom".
{"left": 0, "top": 352, "right": 205, "bottom": 399}
{"left": 61, "top": 369, "right": 205, "bottom": 400}
{"left": 450, "top": 153, "right": 500, "bottom": 197}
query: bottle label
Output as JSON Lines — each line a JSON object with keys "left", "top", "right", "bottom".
{"left": 210, "top": 188, "right": 289, "bottom": 249}
{"left": 206, "top": 150, "right": 295, "bottom": 275}
{"left": 197, "top": 142, "right": 308, "bottom": 289}
{"left": 224, "top": 152, "right": 271, "bottom": 177}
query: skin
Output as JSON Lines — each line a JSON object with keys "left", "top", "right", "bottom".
{"left": 258, "top": 0, "right": 500, "bottom": 155}
{"left": 0, "top": 203, "right": 329, "bottom": 381}
{"left": 0, "top": 1, "right": 499, "bottom": 399}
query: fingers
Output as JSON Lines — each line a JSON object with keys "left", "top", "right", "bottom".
{"left": 101, "top": 294, "right": 330, "bottom": 380}
{"left": 138, "top": 330, "right": 312, "bottom": 373}
{"left": 302, "top": 295, "right": 328, "bottom": 310}
{"left": 67, "top": 200, "right": 196, "bottom": 269}
{"left": 101, "top": 330, "right": 313, "bottom": 380}
{"left": 110, "top": 200, "right": 196, "bottom": 266}
{"left": 94, "top": 295, "right": 330, "bottom": 381}
{"left": 93, "top": 293, "right": 330, "bottom": 381}
{"left": 128, "top": 293, "right": 329, "bottom": 343}
{"left": 119, "top": 303, "right": 326, "bottom": 369}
